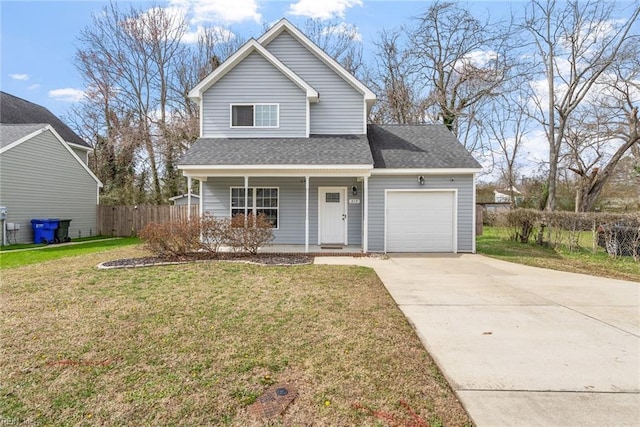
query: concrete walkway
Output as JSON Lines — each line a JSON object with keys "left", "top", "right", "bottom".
{"left": 315, "top": 254, "right": 640, "bottom": 427}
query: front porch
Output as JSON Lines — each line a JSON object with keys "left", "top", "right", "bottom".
{"left": 259, "top": 244, "right": 364, "bottom": 255}
{"left": 183, "top": 171, "right": 372, "bottom": 254}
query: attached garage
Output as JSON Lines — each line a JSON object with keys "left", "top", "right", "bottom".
{"left": 385, "top": 190, "right": 457, "bottom": 253}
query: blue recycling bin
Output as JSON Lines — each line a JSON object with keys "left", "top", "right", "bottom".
{"left": 31, "top": 219, "right": 59, "bottom": 244}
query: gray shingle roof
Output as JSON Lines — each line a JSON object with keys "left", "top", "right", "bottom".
{"left": 178, "top": 134, "right": 373, "bottom": 166}
{"left": 0, "top": 123, "right": 49, "bottom": 149}
{"left": 0, "top": 91, "right": 90, "bottom": 148}
{"left": 367, "top": 124, "right": 482, "bottom": 169}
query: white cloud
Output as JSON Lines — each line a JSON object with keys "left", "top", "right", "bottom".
{"left": 182, "top": 25, "right": 235, "bottom": 44}
{"left": 9, "top": 73, "right": 29, "bottom": 81}
{"left": 288, "top": 0, "right": 363, "bottom": 20}
{"left": 321, "top": 22, "right": 362, "bottom": 42}
{"left": 49, "top": 88, "right": 85, "bottom": 102}
{"left": 463, "top": 50, "right": 497, "bottom": 68}
{"left": 170, "top": 0, "right": 261, "bottom": 25}
{"left": 27, "top": 84, "right": 41, "bottom": 90}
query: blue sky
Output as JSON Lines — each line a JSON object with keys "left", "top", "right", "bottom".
{"left": 1, "top": 0, "right": 512, "bottom": 117}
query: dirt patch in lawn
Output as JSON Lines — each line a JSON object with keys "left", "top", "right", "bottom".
{"left": 1, "top": 246, "right": 472, "bottom": 426}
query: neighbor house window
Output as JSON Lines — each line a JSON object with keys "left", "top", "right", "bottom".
{"left": 230, "top": 187, "right": 279, "bottom": 228}
{"left": 230, "top": 104, "right": 278, "bottom": 128}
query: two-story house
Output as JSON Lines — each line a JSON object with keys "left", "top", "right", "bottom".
{"left": 178, "top": 19, "right": 481, "bottom": 253}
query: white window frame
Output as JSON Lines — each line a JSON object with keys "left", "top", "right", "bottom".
{"left": 230, "top": 187, "right": 280, "bottom": 229}
{"left": 229, "top": 103, "right": 279, "bottom": 128}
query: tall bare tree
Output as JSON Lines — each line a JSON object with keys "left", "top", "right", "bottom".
{"left": 73, "top": 2, "right": 240, "bottom": 204}
{"left": 302, "top": 18, "right": 364, "bottom": 76}
{"left": 486, "top": 85, "right": 534, "bottom": 207}
{"left": 523, "top": 0, "right": 640, "bottom": 211}
{"left": 369, "top": 29, "right": 425, "bottom": 124}
{"left": 405, "top": 1, "right": 514, "bottom": 156}
{"left": 563, "top": 42, "right": 640, "bottom": 211}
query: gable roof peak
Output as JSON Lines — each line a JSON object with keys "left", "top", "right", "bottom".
{"left": 258, "top": 19, "right": 376, "bottom": 105}
{"left": 188, "top": 38, "right": 318, "bottom": 103}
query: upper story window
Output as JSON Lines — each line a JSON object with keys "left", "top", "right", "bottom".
{"left": 230, "top": 104, "right": 279, "bottom": 128}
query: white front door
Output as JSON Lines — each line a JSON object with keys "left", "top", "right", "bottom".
{"left": 319, "top": 187, "right": 347, "bottom": 245}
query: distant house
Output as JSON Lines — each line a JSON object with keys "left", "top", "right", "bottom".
{"left": 178, "top": 19, "right": 482, "bottom": 253}
{"left": 494, "top": 187, "right": 522, "bottom": 205}
{"left": 0, "top": 92, "right": 102, "bottom": 243}
{"left": 169, "top": 193, "right": 200, "bottom": 206}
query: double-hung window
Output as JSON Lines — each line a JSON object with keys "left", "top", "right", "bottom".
{"left": 231, "top": 104, "right": 278, "bottom": 128}
{"left": 230, "top": 187, "right": 279, "bottom": 228}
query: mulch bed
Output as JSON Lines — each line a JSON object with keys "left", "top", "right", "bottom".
{"left": 98, "top": 252, "right": 314, "bottom": 269}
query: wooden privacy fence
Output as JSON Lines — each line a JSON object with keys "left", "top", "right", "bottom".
{"left": 97, "top": 205, "right": 200, "bottom": 237}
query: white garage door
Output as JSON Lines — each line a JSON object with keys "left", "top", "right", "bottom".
{"left": 386, "top": 191, "right": 456, "bottom": 252}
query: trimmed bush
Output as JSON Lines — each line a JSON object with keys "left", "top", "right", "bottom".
{"left": 227, "top": 213, "right": 275, "bottom": 255}
{"left": 139, "top": 219, "right": 201, "bottom": 258}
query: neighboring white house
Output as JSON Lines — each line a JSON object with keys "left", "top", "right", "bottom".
{"left": 0, "top": 92, "right": 102, "bottom": 243}
{"left": 494, "top": 186, "right": 522, "bottom": 204}
{"left": 178, "top": 19, "right": 482, "bottom": 253}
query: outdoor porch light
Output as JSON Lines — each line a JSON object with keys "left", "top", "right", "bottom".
{"left": 352, "top": 185, "right": 358, "bottom": 196}
{"left": 418, "top": 176, "right": 425, "bottom": 185}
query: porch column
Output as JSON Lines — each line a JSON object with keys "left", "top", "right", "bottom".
{"left": 244, "top": 175, "right": 249, "bottom": 225}
{"left": 305, "top": 176, "right": 310, "bottom": 253}
{"left": 363, "top": 175, "right": 368, "bottom": 253}
{"left": 199, "top": 180, "right": 204, "bottom": 219}
{"left": 187, "top": 177, "right": 192, "bottom": 219}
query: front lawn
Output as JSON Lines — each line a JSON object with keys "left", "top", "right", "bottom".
{"left": 0, "top": 245, "right": 470, "bottom": 426}
{"left": 477, "top": 227, "right": 640, "bottom": 282}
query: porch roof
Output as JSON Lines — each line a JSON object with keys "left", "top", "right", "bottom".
{"left": 178, "top": 134, "right": 373, "bottom": 166}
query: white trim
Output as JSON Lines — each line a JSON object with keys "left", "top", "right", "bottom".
{"left": 230, "top": 185, "right": 280, "bottom": 229}
{"left": 472, "top": 173, "right": 477, "bottom": 254}
{"left": 371, "top": 168, "right": 482, "bottom": 176}
{"left": 188, "top": 39, "right": 318, "bottom": 103}
{"left": 384, "top": 189, "right": 458, "bottom": 253}
{"left": 363, "top": 175, "right": 368, "bottom": 253}
{"left": 181, "top": 169, "right": 372, "bottom": 178}
{"left": 1, "top": 125, "right": 103, "bottom": 188}
{"left": 168, "top": 193, "right": 200, "bottom": 202}
{"left": 67, "top": 141, "right": 93, "bottom": 152}
{"left": 305, "top": 176, "right": 309, "bottom": 253}
{"left": 187, "top": 178, "right": 192, "bottom": 218}
{"left": 306, "top": 100, "right": 310, "bottom": 138}
{"left": 199, "top": 180, "right": 204, "bottom": 219}
{"left": 258, "top": 19, "right": 376, "bottom": 106}
{"left": 229, "top": 103, "right": 279, "bottom": 128}
{"left": 179, "top": 164, "right": 372, "bottom": 171}
{"left": 199, "top": 100, "right": 204, "bottom": 137}
{"left": 318, "top": 187, "right": 348, "bottom": 245}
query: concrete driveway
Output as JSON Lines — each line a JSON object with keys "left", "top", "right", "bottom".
{"left": 315, "top": 254, "right": 640, "bottom": 426}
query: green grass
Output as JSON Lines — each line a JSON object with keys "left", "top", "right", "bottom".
{"left": 0, "top": 245, "right": 471, "bottom": 426}
{"left": 478, "top": 227, "right": 640, "bottom": 282}
{"left": 0, "top": 237, "right": 141, "bottom": 269}
{"left": 0, "top": 235, "right": 111, "bottom": 252}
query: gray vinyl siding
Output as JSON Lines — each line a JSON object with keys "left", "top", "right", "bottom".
{"left": 264, "top": 31, "right": 365, "bottom": 135}
{"left": 201, "top": 52, "right": 307, "bottom": 138}
{"left": 367, "top": 175, "right": 475, "bottom": 252}
{"left": 71, "top": 147, "right": 89, "bottom": 164}
{"left": 202, "top": 177, "right": 362, "bottom": 245}
{"left": 0, "top": 131, "right": 98, "bottom": 243}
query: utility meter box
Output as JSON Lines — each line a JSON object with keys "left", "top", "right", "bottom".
{"left": 0, "top": 207, "right": 7, "bottom": 220}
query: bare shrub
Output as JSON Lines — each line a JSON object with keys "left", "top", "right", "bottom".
{"left": 139, "top": 219, "right": 201, "bottom": 258}
{"left": 200, "top": 212, "right": 230, "bottom": 254}
{"left": 506, "top": 209, "right": 541, "bottom": 243}
{"left": 227, "top": 214, "right": 275, "bottom": 255}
